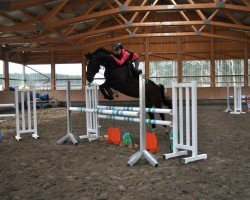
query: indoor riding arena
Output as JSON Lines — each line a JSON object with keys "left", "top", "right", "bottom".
{"left": 0, "top": 1, "right": 249, "bottom": 200}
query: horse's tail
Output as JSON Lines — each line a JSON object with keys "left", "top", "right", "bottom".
{"left": 158, "top": 84, "right": 172, "bottom": 109}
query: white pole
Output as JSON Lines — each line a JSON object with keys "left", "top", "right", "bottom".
{"left": 224, "top": 84, "right": 232, "bottom": 113}
{"left": 15, "top": 89, "right": 20, "bottom": 140}
{"left": 32, "top": 88, "right": 38, "bottom": 139}
{"left": 139, "top": 73, "right": 146, "bottom": 151}
{"left": 97, "top": 105, "right": 172, "bottom": 114}
{"left": 67, "top": 81, "right": 72, "bottom": 135}
{"left": 0, "top": 114, "right": 16, "bottom": 118}
{"left": 0, "top": 104, "right": 15, "bottom": 108}
{"left": 97, "top": 114, "right": 172, "bottom": 126}
{"left": 27, "top": 91, "right": 31, "bottom": 130}
{"left": 21, "top": 92, "right": 25, "bottom": 131}
{"left": 127, "top": 74, "right": 159, "bottom": 167}
{"left": 69, "top": 107, "right": 139, "bottom": 117}
{"left": 57, "top": 81, "right": 78, "bottom": 145}
{"left": 185, "top": 87, "right": 190, "bottom": 146}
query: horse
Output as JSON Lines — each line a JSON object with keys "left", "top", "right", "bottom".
{"left": 85, "top": 48, "right": 172, "bottom": 130}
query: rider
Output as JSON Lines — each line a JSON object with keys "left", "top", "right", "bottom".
{"left": 111, "top": 42, "right": 142, "bottom": 76}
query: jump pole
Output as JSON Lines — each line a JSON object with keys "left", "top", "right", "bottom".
{"left": 224, "top": 84, "right": 232, "bottom": 113}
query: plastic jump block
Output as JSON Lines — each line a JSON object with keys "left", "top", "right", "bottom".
{"left": 107, "top": 127, "right": 121, "bottom": 144}
{"left": 146, "top": 132, "right": 159, "bottom": 153}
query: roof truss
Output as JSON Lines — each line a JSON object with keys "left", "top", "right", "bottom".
{"left": 0, "top": 0, "right": 248, "bottom": 52}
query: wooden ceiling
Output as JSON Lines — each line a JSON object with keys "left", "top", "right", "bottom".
{"left": 0, "top": 0, "right": 249, "bottom": 52}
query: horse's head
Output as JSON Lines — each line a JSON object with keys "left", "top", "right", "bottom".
{"left": 85, "top": 48, "right": 113, "bottom": 83}
{"left": 85, "top": 52, "right": 101, "bottom": 83}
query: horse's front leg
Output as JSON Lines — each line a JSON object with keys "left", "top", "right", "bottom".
{"left": 99, "top": 84, "right": 110, "bottom": 100}
{"left": 100, "top": 82, "right": 114, "bottom": 100}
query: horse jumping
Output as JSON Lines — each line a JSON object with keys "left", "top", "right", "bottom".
{"left": 85, "top": 48, "right": 172, "bottom": 130}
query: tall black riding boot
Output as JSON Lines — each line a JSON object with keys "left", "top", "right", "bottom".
{"left": 130, "top": 66, "right": 142, "bottom": 79}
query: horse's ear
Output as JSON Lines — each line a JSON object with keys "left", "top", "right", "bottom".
{"left": 85, "top": 52, "right": 92, "bottom": 59}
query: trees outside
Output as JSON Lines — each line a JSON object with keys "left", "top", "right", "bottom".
{"left": 150, "top": 61, "right": 177, "bottom": 88}
{"left": 215, "top": 59, "right": 244, "bottom": 87}
{"left": 183, "top": 60, "right": 210, "bottom": 87}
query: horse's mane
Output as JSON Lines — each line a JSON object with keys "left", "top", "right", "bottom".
{"left": 93, "top": 48, "right": 112, "bottom": 57}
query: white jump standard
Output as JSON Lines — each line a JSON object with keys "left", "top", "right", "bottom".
{"left": 163, "top": 82, "right": 207, "bottom": 163}
{"left": 57, "top": 82, "right": 101, "bottom": 145}
{"left": 230, "top": 85, "right": 245, "bottom": 114}
{"left": 0, "top": 88, "right": 38, "bottom": 141}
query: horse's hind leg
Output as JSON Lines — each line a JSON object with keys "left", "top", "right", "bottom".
{"left": 147, "top": 112, "right": 156, "bottom": 131}
{"left": 159, "top": 113, "right": 167, "bottom": 129}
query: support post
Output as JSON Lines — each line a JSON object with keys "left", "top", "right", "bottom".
{"left": 210, "top": 27, "right": 215, "bottom": 87}
{"left": 177, "top": 38, "right": 182, "bottom": 83}
{"left": 57, "top": 81, "right": 79, "bottom": 145}
{"left": 145, "top": 38, "right": 150, "bottom": 78}
{"left": 22, "top": 52, "right": 26, "bottom": 87}
{"left": 244, "top": 44, "right": 248, "bottom": 87}
{"left": 224, "top": 84, "right": 232, "bottom": 113}
{"left": 51, "top": 51, "right": 56, "bottom": 91}
{"left": 82, "top": 52, "right": 87, "bottom": 89}
{"left": 127, "top": 74, "right": 158, "bottom": 167}
{"left": 3, "top": 50, "right": 9, "bottom": 91}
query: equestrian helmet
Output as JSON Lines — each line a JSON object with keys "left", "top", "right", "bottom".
{"left": 114, "top": 42, "right": 123, "bottom": 51}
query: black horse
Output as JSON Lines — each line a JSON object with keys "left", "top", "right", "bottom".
{"left": 85, "top": 48, "right": 172, "bottom": 130}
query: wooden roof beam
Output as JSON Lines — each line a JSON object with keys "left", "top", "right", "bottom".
{"left": 240, "top": 0, "right": 250, "bottom": 6}
{"left": 61, "top": 0, "right": 88, "bottom": 12}
{"left": 126, "top": 4, "right": 250, "bottom": 13}
{"left": 133, "top": 0, "right": 158, "bottom": 34}
{"left": 8, "top": 30, "right": 250, "bottom": 52}
{"left": 149, "top": 53, "right": 173, "bottom": 60}
{"left": 1, "top": 3, "right": 249, "bottom": 33}
{"left": 199, "top": 9, "right": 220, "bottom": 32}
{"left": 130, "top": 0, "right": 149, "bottom": 22}
{"left": 186, "top": 0, "right": 206, "bottom": 20}
{"left": 21, "top": 9, "right": 39, "bottom": 23}
{"left": 0, "top": 12, "right": 22, "bottom": 23}
{"left": 104, "top": 0, "right": 131, "bottom": 34}
{"left": 222, "top": 9, "right": 250, "bottom": 37}
{"left": 2, "top": 21, "right": 250, "bottom": 44}
{"left": 199, "top": 0, "right": 228, "bottom": 32}
{"left": 0, "top": 0, "right": 51, "bottom": 12}
{"left": 61, "top": 0, "right": 104, "bottom": 37}
{"left": 200, "top": 32, "right": 250, "bottom": 43}
{"left": 83, "top": 32, "right": 250, "bottom": 48}
{"left": 42, "top": 0, "right": 69, "bottom": 23}
{"left": 76, "top": 4, "right": 110, "bottom": 45}
{"left": 170, "top": 0, "right": 197, "bottom": 32}
{"left": 124, "top": 0, "right": 133, "bottom": 6}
